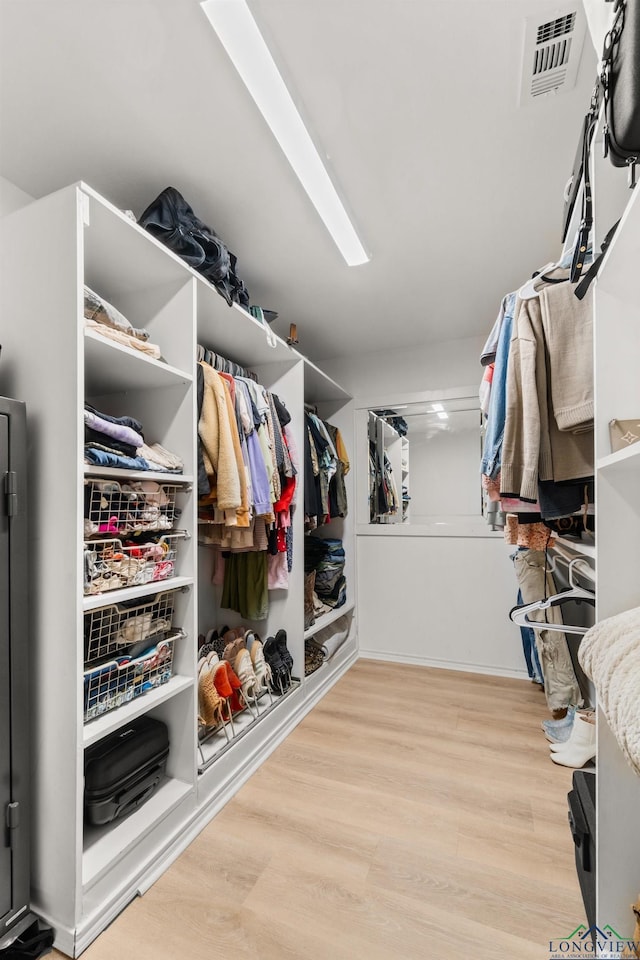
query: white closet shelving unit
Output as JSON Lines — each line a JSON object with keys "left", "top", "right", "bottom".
{"left": 593, "top": 174, "right": 640, "bottom": 937}
{"left": 0, "top": 182, "right": 357, "bottom": 956}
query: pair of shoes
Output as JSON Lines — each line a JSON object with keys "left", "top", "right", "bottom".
{"left": 304, "top": 639, "right": 324, "bottom": 676}
{"left": 550, "top": 711, "right": 596, "bottom": 767}
{"left": 199, "top": 627, "right": 226, "bottom": 661}
{"left": 197, "top": 656, "right": 234, "bottom": 739}
{"left": 542, "top": 706, "right": 576, "bottom": 743}
{"left": 245, "top": 632, "right": 273, "bottom": 702}
{"left": 263, "top": 630, "right": 293, "bottom": 695}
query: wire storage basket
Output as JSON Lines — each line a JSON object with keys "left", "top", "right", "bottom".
{"left": 83, "top": 631, "right": 180, "bottom": 722}
{"left": 83, "top": 478, "right": 182, "bottom": 538}
{"left": 84, "top": 589, "right": 178, "bottom": 663}
{"left": 83, "top": 532, "right": 188, "bottom": 595}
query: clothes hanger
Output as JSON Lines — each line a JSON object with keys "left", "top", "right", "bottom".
{"left": 509, "top": 559, "right": 595, "bottom": 634}
{"left": 519, "top": 177, "right": 586, "bottom": 300}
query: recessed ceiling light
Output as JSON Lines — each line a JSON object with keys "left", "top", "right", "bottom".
{"left": 437, "top": 411, "right": 448, "bottom": 420}
{"left": 200, "top": 0, "right": 369, "bottom": 267}
{"left": 431, "top": 403, "right": 444, "bottom": 412}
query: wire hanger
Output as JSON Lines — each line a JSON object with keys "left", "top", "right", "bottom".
{"left": 509, "top": 559, "right": 595, "bottom": 635}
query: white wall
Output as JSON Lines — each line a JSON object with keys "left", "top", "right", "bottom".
{"left": 327, "top": 333, "right": 528, "bottom": 679}
{"left": 322, "top": 334, "right": 485, "bottom": 398}
{"left": 357, "top": 535, "right": 525, "bottom": 677}
{"left": 0, "top": 176, "right": 33, "bottom": 216}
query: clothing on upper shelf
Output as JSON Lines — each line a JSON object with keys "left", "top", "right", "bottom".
{"left": 83, "top": 403, "right": 184, "bottom": 474}
{"left": 84, "top": 316, "right": 163, "bottom": 359}
{"left": 84, "top": 286, "right": 150, "bottom": 342}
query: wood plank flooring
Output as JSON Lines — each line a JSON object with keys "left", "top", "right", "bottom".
{"left": 57, "top": 660, "right": 584, "bottom": 959}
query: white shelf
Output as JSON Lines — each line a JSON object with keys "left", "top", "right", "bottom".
{"left": 597, "top": 442, "right": 640, "bottom": 473}
{"left": 553, "top": 537, "right": 596, "bottom": 558}
{"left": 83, "top": 576, "right": 193, "bottom": 611}
{"left": 84, "top": 328, "right": 192, "bottom": 394}
{"left": 300, "top": 355, "right": 352, "bottom": 404}
{"left": 304, "top": 600, "right": 355, "bottom": 641}
{"left": 196, "top": 280, "right": 294, "bottom": 369}
{"left": 83, "top": 675, "right": 194, "bottom": 747}
{"left": 82, "top": 776, "right": 193, "bottom": 888}
{"left": 83, "top": 465, "right": 193, "bottom": 484}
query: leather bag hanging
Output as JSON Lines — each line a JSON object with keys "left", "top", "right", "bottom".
{"left": 602, "top": 0, "right": 640, "bottom": 178}
{"left": 138, "top": 187, "right": 250, "bottom": 308}
{"left": 563, "top": 0, "right": 639, "bottom": 284}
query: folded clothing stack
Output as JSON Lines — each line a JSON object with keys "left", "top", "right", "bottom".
{"left": 84, "top": 286, "right": 163, "bottom": 360}
{"left": 84, "top": 403, "right": 183, "bottom": 473}
{"left": 305, "top": 537, "right": 347, "bottom": 612}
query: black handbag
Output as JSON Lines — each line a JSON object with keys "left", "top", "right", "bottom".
{"left": 138, "top": 187, "right": 250, "bottom": 308}
{"left": 602, "top": 0, "right": 640, "bottom": 177}
{"left": 563, "top": 0, "right": 639, "bottom": 283}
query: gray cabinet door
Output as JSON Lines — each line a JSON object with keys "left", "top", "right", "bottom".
{"left": 0, "top": 413, "right": 12, "bottom": 919}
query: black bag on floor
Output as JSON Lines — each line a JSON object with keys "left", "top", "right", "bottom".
{"left": 603, "top": 0, "right": 640, "bottom": 175}
{"left": 84, "top": 715, "right": 169, "bottom": 825}
{"left": 138, "top": 187, "right": 250, "bottom": 308}
{"left": 567, "top": 770, "right": 596, "bottom": 931}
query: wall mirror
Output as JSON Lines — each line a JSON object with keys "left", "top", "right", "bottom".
{"left": 356, "top": 390, "right": 490, "bottom": 535}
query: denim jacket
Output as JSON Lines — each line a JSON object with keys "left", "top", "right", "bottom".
{"left": 481, "top": 291, "right": 517, "bottom": 479}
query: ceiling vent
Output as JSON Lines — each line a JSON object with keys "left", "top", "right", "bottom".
{"left": 519, "top": 7, "right": 587, "bottom": 104}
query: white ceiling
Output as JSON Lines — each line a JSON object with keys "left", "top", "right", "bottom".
{"left": 0, "top": 0, "right": 595, "bottom": 361}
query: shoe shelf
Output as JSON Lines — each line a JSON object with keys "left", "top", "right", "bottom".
{"left": 84, "top": 327, "right": 192, "bottom": 394}
{"left": 304, "top": 599, "right": 355, "bottom": 641}
{"left": 197, "top": 680, "right": 302, "bottom": 774}
{"left": 82, "top": 775, "right": 193, "bottom": 889}
{"left": 303, "top": 634, "right": 358, "bottom": 702}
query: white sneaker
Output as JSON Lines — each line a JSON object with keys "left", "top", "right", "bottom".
{"left": 550, "top": 713, "right": 596, "bottom": 768}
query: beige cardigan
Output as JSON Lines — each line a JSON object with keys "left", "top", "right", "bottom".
{"left": 198, "top": 363, "right": 250, "bottom": 526}
{"left": 501, "top": 283, "right": 594, "bottom": 501}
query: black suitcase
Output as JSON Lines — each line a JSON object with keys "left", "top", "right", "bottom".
{"left": 567, "top": 770, "right": 596, "bottom": 930}
{"left": 84, "top": 716, "right": 169, "bottom": 826}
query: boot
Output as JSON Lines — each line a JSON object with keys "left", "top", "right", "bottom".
{"left": 550, "top": 713, "right": 596, "bottom": 768}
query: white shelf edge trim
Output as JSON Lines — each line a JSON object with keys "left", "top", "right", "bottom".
{"left": 83, "top": 575, "right": 193, "bottom": 611}
{"left": 597, "top": 442, "right": 640, "bottom": 471}
{"left": 82, "top": 675, "right": 194, "bottom": 746}
{"left": 304, "top": 600, "right": 355, "bottom": 640}
{"left": 82, "top": 777, "right": 193, "bottom": 889}
{"left": 83, "top": 465, "right": 194, "bottom": 484}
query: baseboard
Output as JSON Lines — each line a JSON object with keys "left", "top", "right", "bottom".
{"left": 70, "top": 648, "right": 358, "bottom": 955}
{"left": 357, "top": 648, "right": 529, "bottom": 681}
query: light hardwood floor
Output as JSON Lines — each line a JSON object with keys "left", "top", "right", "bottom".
{"left": 56, "top": 660, "right": 584, "bottom": 960}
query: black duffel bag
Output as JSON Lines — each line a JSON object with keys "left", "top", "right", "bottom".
{"left": 138, "top": 187, "right": 250, "bottom": 308}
